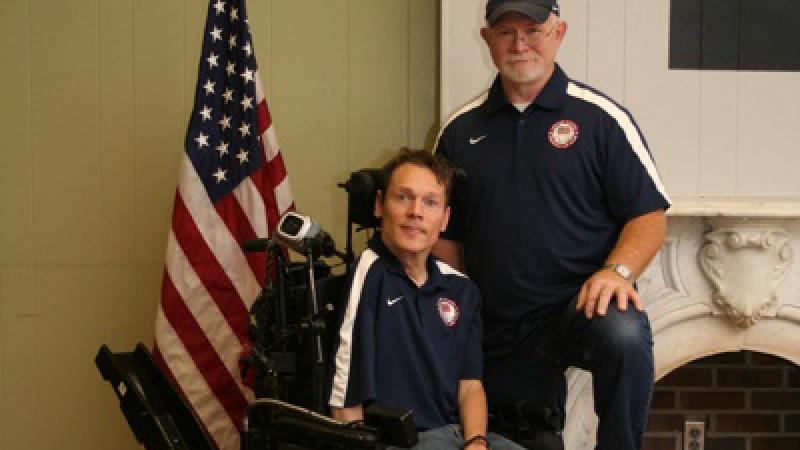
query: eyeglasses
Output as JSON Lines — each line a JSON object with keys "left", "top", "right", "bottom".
{"left": 491, "top": 21, "right": 557, "bottom": 46}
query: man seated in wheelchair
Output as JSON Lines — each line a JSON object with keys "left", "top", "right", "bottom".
{"left": 327, "top": 149, "right": 522, "bottom": 450}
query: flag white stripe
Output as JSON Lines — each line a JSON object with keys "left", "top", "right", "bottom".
{"left": 232, "top": 177, "right": 268, "bottom": 243}
{"left": 329, "top": 249, "right": 379, "bottom": 407}
{"left": 566, "top": 82, "right": 671, "bottom": 204}
{"left": 155, "top": 308, "right": 240, "bottom": 450}
{"left": 274, "top": 176, "right": 293, "bottom": 215}
{"left": 177, "top": 153, "right": 261, "bottom": 304}
{"left": 255, "top": 71, "right": 266, "bottom": 103}
{"left": 262, "top": 126, "right": 280, "bottom": 161}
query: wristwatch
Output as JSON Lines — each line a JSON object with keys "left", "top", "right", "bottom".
{"left": 603, "top": 263, "right": 634, "bottom": 282}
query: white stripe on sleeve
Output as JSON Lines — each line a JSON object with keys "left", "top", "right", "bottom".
{"left": 328, "top": 249, "right": 380, "bottom": 407}
{"left": 566, "top": 82, "right": 671, "bottom": 204}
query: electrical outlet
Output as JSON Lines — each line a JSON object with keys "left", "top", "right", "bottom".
{"left": 684, "top": 418, "right": 706, "bottom": 450}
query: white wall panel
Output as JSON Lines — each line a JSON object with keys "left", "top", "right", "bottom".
{"left": 698, "top": 72, "right": 738, "bottom": 196}
{"left": 737, "top": 71, "right": 800, "bottom": 195}
{"left": 587, "top": 0, "right": 625, "bottom": 102}
{"left": 440, "top": 0, "right": 493, "bottom": 121}
{"left": 557, "top": 0, "right": 588, "bottom": 82}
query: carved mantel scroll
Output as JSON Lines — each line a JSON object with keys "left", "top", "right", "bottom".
{"left": 699, "top": 219, "right": 794, "bottom": 326}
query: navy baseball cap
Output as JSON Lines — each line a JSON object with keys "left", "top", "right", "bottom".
{"left": 486, "top": 0, "right": 560, "bottom": 25}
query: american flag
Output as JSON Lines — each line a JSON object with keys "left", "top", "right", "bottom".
{"left": 153, "top": 0, "right": 292, "bottom": 448}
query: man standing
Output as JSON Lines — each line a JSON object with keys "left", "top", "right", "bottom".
{"left": 433, "top": 1, "right": 670, "bottom": 449}
{"left": 329, "top": 150, "right": 522, "bottom": 449}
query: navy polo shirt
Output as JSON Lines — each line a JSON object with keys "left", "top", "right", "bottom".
{"left": 435, "top": 65, "right": 670, "bottom": 359}
{"left": 328, "top": 234, "right": 483, "bottom": 430}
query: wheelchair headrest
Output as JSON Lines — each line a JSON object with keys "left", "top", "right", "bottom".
{"left": 341, "top": 168, "right": 383, "bottom": 229}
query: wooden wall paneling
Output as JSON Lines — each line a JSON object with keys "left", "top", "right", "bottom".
{"left": 99, "top": 0, "right": 137, "bottom": 263}
{"left": 0, "top": 9, "right": 36, "bottom": 448}
{"left": 409, "top": 0, "right": 438, "bottom": 150}
{"left": 30, "top": 0, "right": 102, "bottom": 264}
{"left": 0, "top": 268, "right": 38, "bottom": 450}
{"left": 247, "top": 0, "right": 272, "bottom": 105}
{"left": 132, "top": 0, "right": 185, "bottom": 264}
{"left": 270, "top": 0, "right": 350, "bottom": 242}
{"left": 183, "top": 0, "right": 206, "bottom": 115}
{"left": 348, "top": 0, "right": 410, "bottom": 167}
{"left": 0, "top": 0, "right": 33, "bottom": 265}
{"left": 35, "top": 266, "right": 130, "bottom": 448}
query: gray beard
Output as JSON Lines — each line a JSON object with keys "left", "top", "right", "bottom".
{"left": 500, "top": 63, "right": 546, "bottom": 84}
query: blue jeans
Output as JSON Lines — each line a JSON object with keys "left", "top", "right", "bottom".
{"left": 386, "top": 424, "right": 525, "bottom": 450}
{"left": 484, "top": 296, "right": 655, "bottom": 450}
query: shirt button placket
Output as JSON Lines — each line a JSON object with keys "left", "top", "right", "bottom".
{"left": 415, "top": 291, "right": 424, "bottom": 325}
{"left": 516, "top": 116, "right": 526, "bottom": 153}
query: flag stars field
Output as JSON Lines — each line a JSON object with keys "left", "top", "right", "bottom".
{"left": 210, "top": 26, "right": 223, "bottom": 41}
{"left": 212, "top": 167, "right": 227, "bottom": 183}
{"left": 195, "top": 132, "right": 209, "bottom": 148}
{"left": 240, "top": 95, "right": 252, "bottom": 110}
{"left": 240, "top": 68, "right": 254, "bottom": 83}
{"left": 207, "top": 52, "right": 220, "bottom": 68}
{"left": 219, "top": 114, "right": 231, "bottom": 130}
{"left": 203, "top": 79, "right": 215, "bottom": 94}
{"left": 199, "top": 105, "right": 212, "bottom": 121}
{"left": 213, "top": 0, "right": 225, "bottom": 15}
{"left": 236, "top": 149, "right": 248, "bottom": 164}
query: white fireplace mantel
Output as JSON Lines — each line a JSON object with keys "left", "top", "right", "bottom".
{"left": 668, "top": 197, "right": 800, "bottom": 217}
{"left": 564, "top": 198, "right": 800, "bottom": 450}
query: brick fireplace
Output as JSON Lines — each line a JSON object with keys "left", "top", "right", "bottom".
{"left": 562, "top": 199, "right": 800, "bottom": 450}
{"left": 645, "top": 351, "right": 800, "bottom": 450}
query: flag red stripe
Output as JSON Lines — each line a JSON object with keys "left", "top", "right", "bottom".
{"left": 248, "top": 152, "right": 282, "bottom": 231}
{"left": 161, "top": 274, "right": 248, "bottom": 429}
{"left": 172, "top": 193, "right": 249, "bottom": 343}
{"left": 265, "top": 152, "right": 288, "bottom": 187}
{"left": 256, "top": 99, "right": 272, "bottom": 133}
{"left": 213, "top": 193, "right": 266, "bottom": 286}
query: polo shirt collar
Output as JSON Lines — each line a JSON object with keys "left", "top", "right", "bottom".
{"left": 483, "top": 63, "right": 568, "bottom": 115}
{"left": 367, "top": 233, "right": 447, "bottom": 290}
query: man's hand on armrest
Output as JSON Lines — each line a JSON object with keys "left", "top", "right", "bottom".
{"left": 331, "top": 405, "right": 364, "bottom": 423}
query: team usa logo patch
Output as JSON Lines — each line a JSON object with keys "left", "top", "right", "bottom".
{"left": 437, "top": 298, "right": 459, "bottom": 327}
{"left": 548, "top": 119, "right": 579, "bottom": 149}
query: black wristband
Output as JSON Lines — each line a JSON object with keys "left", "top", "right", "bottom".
{"left": 463, "top": 434, "right": 489, "bottom": 449}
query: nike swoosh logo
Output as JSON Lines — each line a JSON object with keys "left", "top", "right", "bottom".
{"left": 469, "top": 135, "right": 487, "bottom": 145}
{"left": 387, "top": 296, "right": 405, "bottom": 306}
